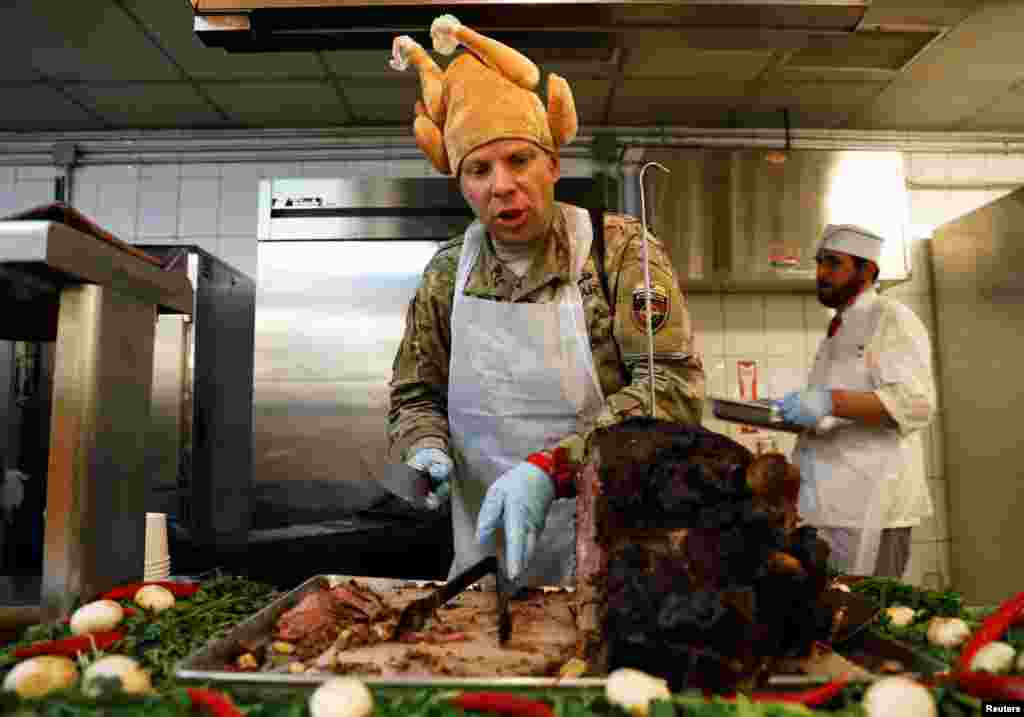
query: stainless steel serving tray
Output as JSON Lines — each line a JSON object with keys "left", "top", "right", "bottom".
{"left": 711, "top": 397, "right": 806, "bottom": 434}
{"left": 175, "top": 574, "right": 605, "bottom": 691}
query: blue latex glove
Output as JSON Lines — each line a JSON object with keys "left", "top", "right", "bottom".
{"left": 406, "top": 447, "right": 454, "bottom": 508}
{"left": 778, "top": 388, "right": 833, "bottom": 427}
{"left": 475, "top": 461, "right": 555, "bottom": 582}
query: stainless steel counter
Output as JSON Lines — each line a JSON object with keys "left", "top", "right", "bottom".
{"left": 0, "top": 219, "right": 193, "bottom": 621}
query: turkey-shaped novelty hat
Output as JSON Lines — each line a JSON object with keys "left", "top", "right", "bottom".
{"left": 390, "top": 15, "right": 578, "bottom": 176}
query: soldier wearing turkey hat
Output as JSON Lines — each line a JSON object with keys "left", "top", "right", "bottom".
{"left": 778, "top": 224, "right": 937, "bottom": 578}
{"left": 386, "top": 15, "right": 705, "bottom": 586}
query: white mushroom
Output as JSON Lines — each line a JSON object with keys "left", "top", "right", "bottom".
{"left": 308, "top": 676, "right": 375, "bottom": 717}
{"left": 862, "top": 676, "right": 937, "bottom": 717}
{"left": 134, "top": 584, "right": 175, "bottom": 613}
{"left": 82, "top": 655, "right": 152, "bottom": 697}
{"left": 926, "top": 617, "right": 971, "bottom": 648}
{"left": 605, "top": 667, "right": 672, "bottom": 717}
{"left": 69, "top": 599, "right": 124, "bottom": 636}
{"left": 970, "top": 642, "right": 1016, "bottom": 674}
{"left": 2, "top": 655, "right": 78, "bottom": 698}
{"left": 882, "top": 605, "right": 916, "bottom": 627}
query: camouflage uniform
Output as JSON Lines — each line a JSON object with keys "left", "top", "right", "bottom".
{"left": 388, "top": 202, "right": 706, "bottom": 463}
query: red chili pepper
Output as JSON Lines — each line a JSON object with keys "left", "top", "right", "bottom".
{"left": 187, "top": 687, "right": 245, "bottom": 717}
{"left": 748, "top": 678, "right": 849, "bottom": 706}
{"left": 451, "top": 691, "right": 555, "bottom": 717}
{"left": 100, "top": 581, "right": 201, "bottom": 601}
{"left": 14, "top": 630, "right": 124, "bottom": 658}
{"left": 957, "top": 671, "right": 1024, "bottom": 702}
{"left": 957, "top": 590, "right": 1024, "bottom": 675}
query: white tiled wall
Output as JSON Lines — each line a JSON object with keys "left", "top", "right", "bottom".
{"left": 2, "top": 147, "right": 1022, "bottom": 589}
{"left": 0, "top": 157, "right": 599, "bottom": 280}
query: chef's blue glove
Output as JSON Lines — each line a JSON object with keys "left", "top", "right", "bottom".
{"left": 406, "top": 447, "right": 453, "bottom": 508}
{"left": 778, "top": 388, "right": 833, "bottom": 427}
{"left": 476, "top": 461, "right": 555, "bottom": 582}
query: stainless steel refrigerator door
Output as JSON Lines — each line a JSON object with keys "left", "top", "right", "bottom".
{"left": 253, "top": 241, "right": 440, "bottom": 528}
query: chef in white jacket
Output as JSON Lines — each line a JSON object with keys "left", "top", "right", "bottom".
{"left": 778, "top": 224, "right": 936, "bottom": 578}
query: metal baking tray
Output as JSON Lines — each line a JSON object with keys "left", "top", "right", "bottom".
{"left": 175, "top": 574, "right": 605, "bottom": 691}
{"left": 711, "top": 397, "right": 806, "bottom": 434}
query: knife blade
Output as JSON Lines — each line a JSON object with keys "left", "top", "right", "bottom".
{"left": 820, "top": 588, "right": 881, "bottom": 645}
{"left": 496, "top": 568, "right": 513, "bottom": 646}
{"left": 377, "top": 462, "right": 434, "bottom": 510}
{"left": 396, "top": 555, "right": 497, "bottom": 636}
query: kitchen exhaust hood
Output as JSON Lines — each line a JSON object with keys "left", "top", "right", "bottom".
{"left": 193, "top": 1, "right": 870, "bottom": 53}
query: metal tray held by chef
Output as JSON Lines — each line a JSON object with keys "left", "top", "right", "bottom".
{"left": 711, "top": 397, "right": 806, "bottom": 434}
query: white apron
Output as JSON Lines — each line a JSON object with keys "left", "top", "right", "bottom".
{"left": 795, "top": 292, "right": 897, "bottom": 575}
{"left": 447, "top": 205, "right": 605, "bottom": 587}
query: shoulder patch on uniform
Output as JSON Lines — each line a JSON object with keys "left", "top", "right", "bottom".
{"left": 631, "top": 282, "right": 670, "bottom": 333}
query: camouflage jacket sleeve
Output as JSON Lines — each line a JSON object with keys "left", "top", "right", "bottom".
{"left": 386, "top": 240, "right": 461, "bottom": 461}
{"left": 550, "top": 213, "right": 707, "bottom": 486}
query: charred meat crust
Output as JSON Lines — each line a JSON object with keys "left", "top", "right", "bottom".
{"left": 575, "top": 418, "right": 833, "bottom": 690}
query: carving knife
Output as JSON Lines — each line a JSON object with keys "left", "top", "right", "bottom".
{"left": 396, "top": 555, "right": 497, "bottom": 636}
{"left": 377, "top": 462, "right": 449, "bottom": 511}
{"left": 496, "top": 567, "right": 513, "bottom": 646}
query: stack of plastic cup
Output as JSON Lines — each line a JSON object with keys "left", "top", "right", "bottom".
{"left": 143, "top": 512, "right": 171, "bottom": 581}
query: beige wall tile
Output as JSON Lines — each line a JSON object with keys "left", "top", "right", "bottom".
{"left": 905, "top": 153, "right": 951, "bottom": 183}
{"left": 140, "top": 164, "right": 180, "bottom": 181}
{"left": 688, "top": 294, "right": 724, "bottom": 358}
{"left": 178, "top": 176, "right": 220, "bottom": 237}
{"left": 703, "top": 355, "right": 727, "bottom": 397}
{"left": 138, "top": 173, "right": 180, "bottom": 238}
{"left": 14, "top": 180, "right": 53, "bottom": 212}
{"left": 258, "top": 163, "right": 303, "bottom": 179}
{"left": 764, "top": 295, "right": 806, "bottom": 357}
{"left": 724, "top": 294, "right": 765, "bottom": 356}
{"left": 180, "top": 163, "right": 221, "bottom": 178}
{"left": 219, "top": 234, "right": 257, "bottom": 279}
{"left": 15, "top": 166, "right": 58, "bottom": 182}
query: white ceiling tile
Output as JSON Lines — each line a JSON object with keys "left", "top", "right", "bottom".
{"left": 0, "top": 85, "right": 102, "bottom": 131}
{"left": 622, "top": 47, "right": 774, "bottom": 80}
{"left": 344, "top": 79, "right": 420, "bottom": 123}
{"left": 13, "top": 1, "right": 181, "bottom": 81}
{"left": 860, "top": 1, "right": 979, "bottom": 28}
{"left": 323, "top": 50, "right": 401, "bottom": 78}
{"left": 203, "top": 81, "right": 352, "bottom": 125}
{"left": 0, "top": 0, "right": 1022, "bottom": 135}
{"left": 618, "top": 78, "right": 749, "bottom": 104}
{"left": 854, "top": 77, "right": 1013, "bottom": 129}
{"left": 956, "top": 90, "right": 1024, "bottom": 132}
{"left": 751, "top": 80, "right": 888, "bottom": 108}
{"left": 560, "top": 78, "right": 613, "bottom": 126}
{"left": 785, "top": 31, "right": 936, "bottom": 71}
{"left": 69, "top": 83, "right": 224, "bottom": 128}
{"left": 121, "top": 0, "right": 326, "bottom": 80}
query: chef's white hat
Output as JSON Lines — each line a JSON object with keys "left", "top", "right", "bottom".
{"left": 818, "top": 224, "right": 884, "bottom": 264}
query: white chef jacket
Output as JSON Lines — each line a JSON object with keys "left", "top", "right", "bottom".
{"left": 795, "top": 287, "right": 936, "bottom": 535}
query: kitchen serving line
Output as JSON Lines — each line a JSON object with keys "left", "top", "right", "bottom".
{"left": 4, "top": 572, "right": 1021, "bottom": 716}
